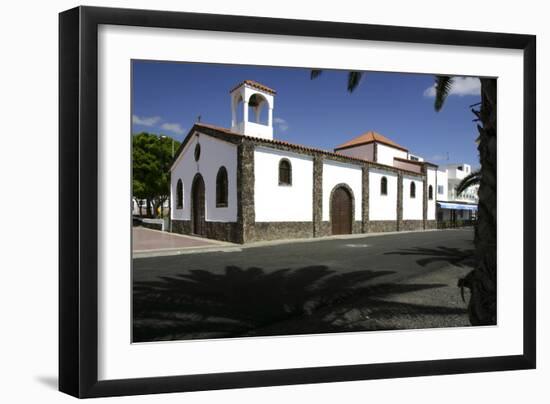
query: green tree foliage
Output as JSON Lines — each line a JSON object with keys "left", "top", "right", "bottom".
{"left": 132, "top": 132, "right": 181, "bottom": 217}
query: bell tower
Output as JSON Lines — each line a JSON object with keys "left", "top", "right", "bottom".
{"left": 230, "top": 80, "right": 275, "bottom": 140}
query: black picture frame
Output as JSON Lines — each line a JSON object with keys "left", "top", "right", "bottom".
{"left": 59, "top": 6, "right": 536, "bottom": 398}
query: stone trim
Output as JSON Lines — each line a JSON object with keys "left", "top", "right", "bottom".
{"left": 425, "top": 220, "right": 437, "bottom": 229}
{"left": 361, "top": 166, "right": 369, "bottom": 233}
{"left": 312, "top": 155, "right": 323, "bottom": 237}
{"left": 247, "top": 222, "right": 313, "bottom": 242}
{"left": 401, "top": 220, "right": 424, "bottom": 231}
{"left": 397, "top": 172, "right": 403, "bottom": 231}
{"left": 236, "top": 140, "right": 255, "bottom": 243}
{"left": 422, "top": 165, "right": 428, "bottom": 229}
{"left": 373, "top": 142, "right": 378, "bottom": 163}
{"left": 369, "top": 220, "right": 398, "bottom": 233}
{"left": 172, "top": 219, "right": 241, "bottom": 243}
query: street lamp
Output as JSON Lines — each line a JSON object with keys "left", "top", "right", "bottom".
{"left": 160, "top": 135, "right": 175, "bottom": 231}
{"left": 159, "top": 135, "right": 175, "bottom": 158}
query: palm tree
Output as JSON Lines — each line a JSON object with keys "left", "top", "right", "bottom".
{"left": 455, "top": 169, "right": 481, "bottom": 196}
{"left": 311, "top": 72, "right": 496, "bottom": 326}
{"left": 434, "top": 76, "right": 496, "bottom": 326}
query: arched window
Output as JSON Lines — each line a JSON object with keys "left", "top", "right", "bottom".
{"left": 410, "top": 181, "right": 416, "bottom": 198}
{"left": 216, "top": 166, "right": 228, "bottom": 207}
{"left": 428, "top": 185, "right": 433, "bottom": 200}
{"left": 176, "top": 179, "right": 183, "bottom": 209}
{"left": 278, "top": 159, "right": 292, "bottom": 185}
{"left": 380, "top": 176, "right": 388, "bottom": 196}
{"left": 194, "top": 143, "right": 201, "bottom": 161}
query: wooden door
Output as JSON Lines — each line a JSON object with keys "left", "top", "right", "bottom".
{"left": 191, "top": 174, "right": 206, "bottom": 236}
{"left": 331, "top": 187, "right": 352, "bottom": 235}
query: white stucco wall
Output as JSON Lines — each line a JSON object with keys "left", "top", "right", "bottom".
{"left": 322, "top": 160, "right": 362, "bottom": 221}
{"left": 368, "top": 169, "right": 397, "bottom": 220}
{"left": 402, "top": 175, "right": 424, "bottom": 220}
{"left": 336, "top": 143, "right": 374, "bottom": 161}
{"left": 436, "top": 169, "right": 448, "bottom": 201}
{"left": 427, "top": 167, "right": 437, "bottom": 220}
{"left": 376, "top": 143, "right": 408, "bottom": 166}
{"left": 170, "top": 132, "right": 238, "bottom": 222}
{"left": 254, "top": 147, "right": 313, "bottom": 222}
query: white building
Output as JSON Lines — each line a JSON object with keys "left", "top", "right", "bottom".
{"left": 169, "top": 80, "right": 439, "bottom": 243}
{"left": 436, "top": 163, "right": 479, "bottom": 224}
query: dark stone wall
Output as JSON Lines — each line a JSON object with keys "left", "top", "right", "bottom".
{"left": 396, "top": 172, "right": 403, "bottom": 230}
{"left": 318, "top": 221, "right": 332, "bottom": 237}
{"left": 369, "top": 220, "right": 398, "bottom": 233}
{"left": 422, "top": 165, "right": 428, "bottom": 229}
{"left": 401, "top": 220, "right": 424, "bottom": 231}
{"left": 172, "top": 219, "right": 192, "bottom": 235}
{"left": 138, "top": 221, "right": 163, "bottom": 231}
{"left": 237, "top": 141, "right": 255, "bottom": 243}
{"left": 361, "top": 166, "right": 369, "bottom": 233}
{"left": 317, "top": 221, "right": 363, "bottom": 237}
{"left": 172, "top": 219, "right": 242, "bottom": 243}
{"left": 247, "top": 222, "right": 314, "bottom": 242}
{"left": 425, "top": 220, "right": 438, "bottom": 230}
{"left": 312, "top": 155, "right": 323, "bottom": 237}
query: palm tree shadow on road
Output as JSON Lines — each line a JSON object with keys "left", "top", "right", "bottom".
{"left": 383, "top": 246, "right": 476, "bottom": 268}
{"left": 133, "top": 264, "right": 468, "bottom": 342}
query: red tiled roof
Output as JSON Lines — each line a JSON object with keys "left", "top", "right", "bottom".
{"left": 335, "top": 130, "right": 408, "bottom": 152}
{"left": 187, "top": 123, "right": 426, "bottom": 175}
{"left": 230, "top": 80, "right": 276, "bottom": 95}
{"left": 394, "top": 156, "right": 438, "bottom": 168}
{"left": 194, "top": 123, "right": 339, "bottom": 156}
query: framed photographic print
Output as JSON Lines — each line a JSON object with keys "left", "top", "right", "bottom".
{"left": 59, "top": 6, "right": 536, "bottom": 398}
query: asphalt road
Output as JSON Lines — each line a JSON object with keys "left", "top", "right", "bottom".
{"left": 133, "top": 228, "right": 474, "bottom": 341}
{"left": 133, "top": 228, "right": 474, "bottom": 283}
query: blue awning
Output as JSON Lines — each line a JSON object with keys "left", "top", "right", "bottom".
{"left": 437, "top": 202, "right": 478, "bottom": 211}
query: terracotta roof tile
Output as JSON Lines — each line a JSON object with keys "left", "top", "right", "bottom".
{"left": 335, "top": 130, "right": 408, "bottom": 152}
{"left": 230, "top": 80, "right": 277, "bottom": 95}
{"left": 187, "top": 123, "right": 425, "bottom": 175}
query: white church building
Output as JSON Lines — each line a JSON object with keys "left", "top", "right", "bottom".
{"left": 169, "top": 80, "right": 439, "bottom": 243}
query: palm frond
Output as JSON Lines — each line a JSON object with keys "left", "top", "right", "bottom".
{"left": 456, "top": 169, "right": 481, "bottom": 196}
{"left": 434, "top": 76, "right": 454, "bottom": 111}
{"left": 347, "top": 71, "right": 363, "bottom": 93}
{"left": 310, "top": 69, "right": 323, "bottom": 80}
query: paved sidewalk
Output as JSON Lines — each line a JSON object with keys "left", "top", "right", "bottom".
{"left": 133, "top": 227, "right": 236, "bottom": 257}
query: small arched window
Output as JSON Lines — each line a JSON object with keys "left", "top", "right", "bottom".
{"left": 380, "top": 176, "right": 388, "bottom": 196}
{"left": 176, "top": 179, "right": 183, "bottom": 209}
{"left": 410, "top": 181, "right": 416, "bottom": 198}
{"left": 428, "top": 185, "right": 433, "bottom": 200}
{"left": 216, "top": 166, "right": 228, "bottom": 207}
{"left": 278, "top": 159, "right": 292, "bottom": 185}
{"left": 194, "top": 143, "right": 201, "bottom": 161}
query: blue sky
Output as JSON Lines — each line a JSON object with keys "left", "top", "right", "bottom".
{"left": 132, "top": 60, "right": 482, "bottom": 167}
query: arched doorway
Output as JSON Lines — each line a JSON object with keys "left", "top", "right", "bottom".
{"left": 330, "top": 186, "right": 353, "bottom": 235}
{"left": 191, "top": 174, "right": 206, "bottom": 236}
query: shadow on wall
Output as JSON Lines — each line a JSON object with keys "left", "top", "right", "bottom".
{"left": 133, "top": 264, "right": 468, "bottom": 342}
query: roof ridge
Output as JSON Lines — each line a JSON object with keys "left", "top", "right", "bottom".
{"left": 229, "top": 79, "right": 277, "bottom": 95}
{"left": 188, "top": 123, "right": 429, "bottom": 175}
{"left": 335, "top": 130, "right": 408, "bottom": 152}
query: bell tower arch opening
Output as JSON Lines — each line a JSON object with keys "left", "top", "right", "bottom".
{"left": 230, "top": 80, "right": 275, "bottom": 140}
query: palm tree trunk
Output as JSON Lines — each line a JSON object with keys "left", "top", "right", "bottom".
{"left": 460, "top": 78, "right": 497, "bottom": 325}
